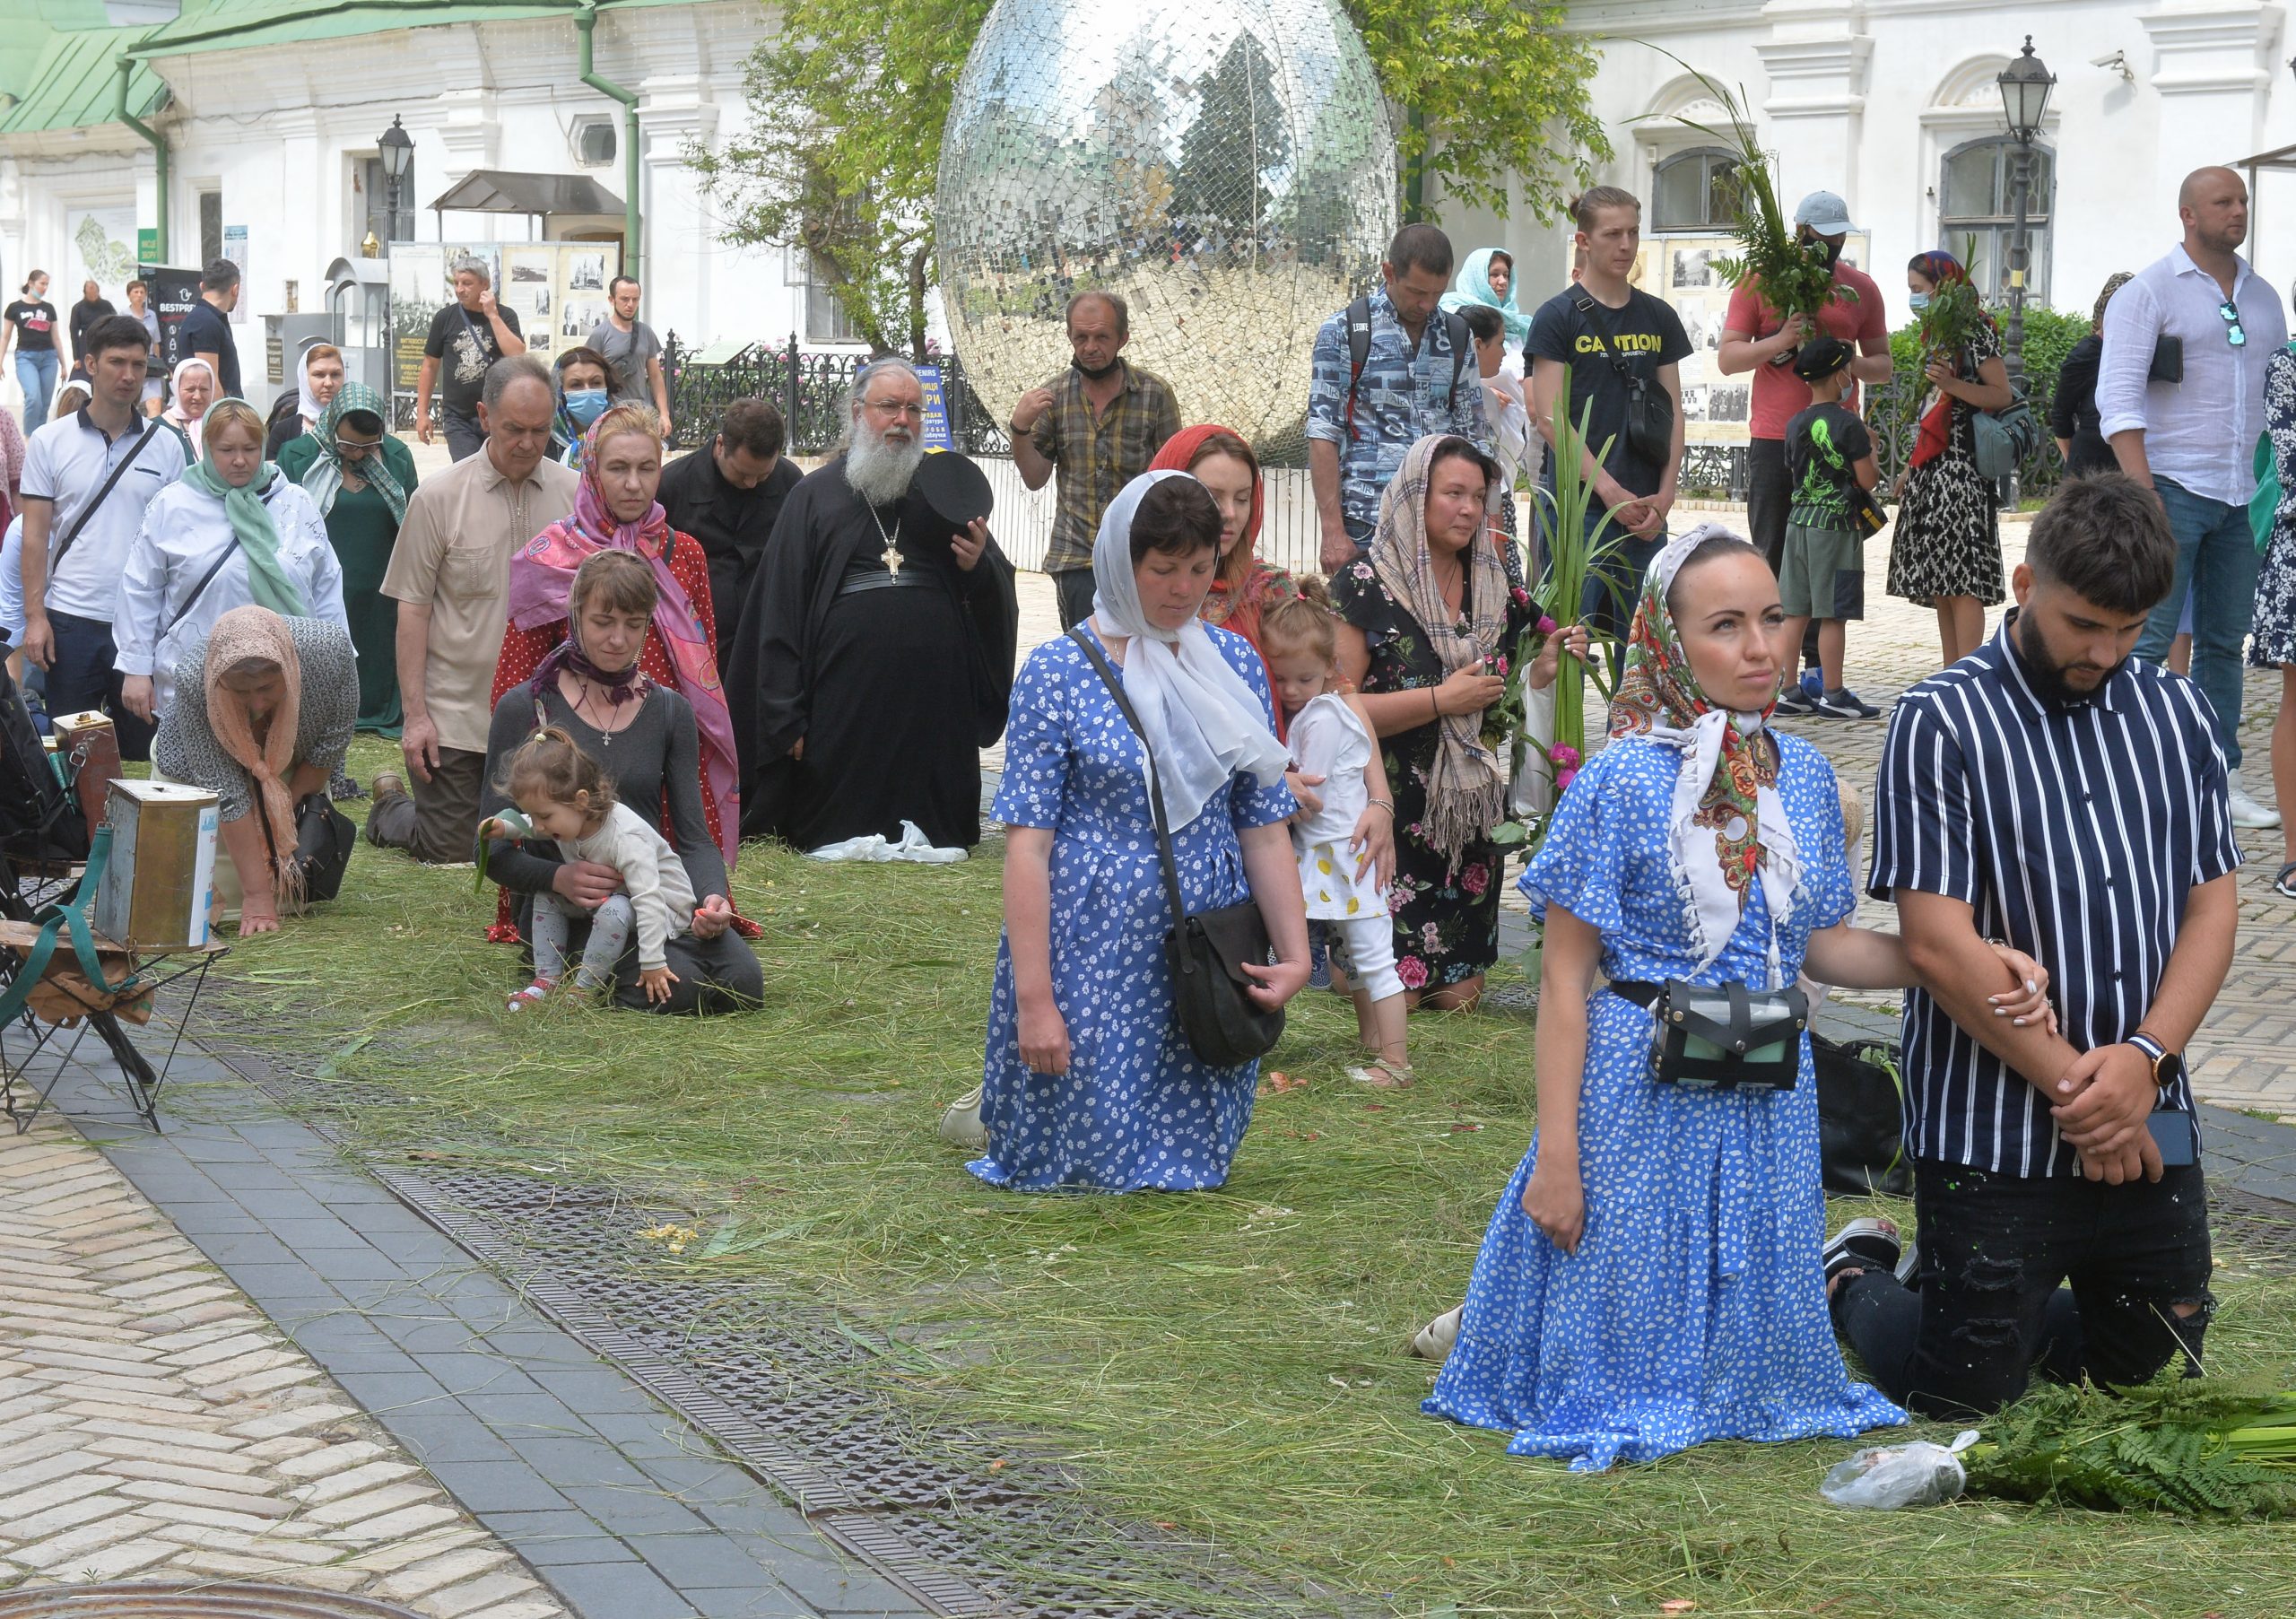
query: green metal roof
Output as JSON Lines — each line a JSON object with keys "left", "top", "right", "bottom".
{"left": 0, "top": 24, "right": 167, "bottom": 139}
{"left": 129, "top": 0, "right": 684, "bottom": 58}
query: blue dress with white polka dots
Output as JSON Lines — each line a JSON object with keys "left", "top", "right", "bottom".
{"left": 1422, "top": 732, "right": 1906, "bottom": 1469}
{"left": 970, "top": 623, "right": 1297, "bottom": 1193}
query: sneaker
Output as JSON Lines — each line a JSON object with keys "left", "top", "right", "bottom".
{"left": 1815, "top": 688, "right": 1882, "bottom": 719}
{"left": 2228, "top": 780, "right": 2283, "bottom": 831}
{"left": 1799, "top": 667, "right": 1824, "bottom": 701}
{"left": 1773, "top": 689, "right": 1819, "bottom": 717}
{"left": 1822, "top": 1216, "right": 1902, "bottom": 1292}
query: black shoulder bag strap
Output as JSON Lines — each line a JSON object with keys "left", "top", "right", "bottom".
{"left": 49, "top": 419, "right": 163, "bottom": 574}
{"left": 1066, "top": 627, "right": 1190, "bottom": 929}
{"left": 1571, "top": 289, "right": 1641, "bottom": 390}
{"left": 1343, "top": 295, "right": 1372, "bottom": 442}
{"left": 162, "top": 542, "right": 242, "bottom": 640}
{"left": 1442, "top": 309, "right": 1472, "bottom": 405}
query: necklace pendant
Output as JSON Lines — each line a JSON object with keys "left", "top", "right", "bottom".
{"left": 883, "top": 544, "right": 902, "bottom": 575}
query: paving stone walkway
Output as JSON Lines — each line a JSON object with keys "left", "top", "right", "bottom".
{"left": 0, "top": 1119, "right": 565, "bottom": 1615}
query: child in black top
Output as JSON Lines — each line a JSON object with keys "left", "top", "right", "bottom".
{"left": 1775, "top": 338, "right": 1881, "bottom": 718}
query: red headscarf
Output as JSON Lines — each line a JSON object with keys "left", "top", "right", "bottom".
{"left": 1151, "top": 425, "right": 1274, "bottom": 642}
{"left": 1908, "top": 251, "right": 1995, "bottom": 472}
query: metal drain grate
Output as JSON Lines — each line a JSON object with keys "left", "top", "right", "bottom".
{"left": 0, "top": 1585, "right": 423, "bottom": 1617}
{"left": 2212, "top": 1187, "right": 2296, "bottom": 1275}
{"left": 187, "top": 991, "right": 1333, "bottom": 1619}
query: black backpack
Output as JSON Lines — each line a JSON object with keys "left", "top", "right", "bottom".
{"left": 1343, "top": 296, "right": 1472, "bottom": 442}
{"left": 0, "top": 662, "right": 89, "bottom": 869}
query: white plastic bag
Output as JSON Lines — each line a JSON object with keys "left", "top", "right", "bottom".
{"left": 1505, "top": 681, "right": 1560, "bottom": 821}
{"left": 804, "top": 820, "right": 968, "bottom": 865}
{"left": 1819, "top": 1431, "right": 1979, "bottom": 1510}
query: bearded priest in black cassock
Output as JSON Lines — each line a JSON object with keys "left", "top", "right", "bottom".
{"left": 726, "top": 357, "right": 1019, "bottom": 851}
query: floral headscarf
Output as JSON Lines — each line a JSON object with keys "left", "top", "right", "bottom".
{"left": 1608, "top": 524, "right": 1803, "bottom": 980}
{"left": 505, "top": 404, "right": 739, "bottom": 866}
{"left": 1371, "top": 433, "right": 1512, "bottom": 867}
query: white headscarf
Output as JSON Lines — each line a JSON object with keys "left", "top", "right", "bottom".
{"left": 1090, "top": 470, "right": 1292, "bottom": 831}
{"left": 164, "top": 357, "right": 215, "bottom": 457}
{"left": 294, "top": 346, "right": 331, "bottom": 427}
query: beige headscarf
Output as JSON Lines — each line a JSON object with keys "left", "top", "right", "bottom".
{"left": 1370, "top": 434, "right": 1512, "bottom": 867}
{"left": 202, "top": 605, "right": 303, "bottom": 902}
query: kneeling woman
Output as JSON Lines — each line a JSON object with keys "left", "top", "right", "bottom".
{"left": 972, "top": 472, "right": 1309, "bottom": 1193}
{"left": 1422, "top": 527, "right": 2050, "bottom": 1470}
{"left": 153, "top": 606, "right": 359, "bottom": 937}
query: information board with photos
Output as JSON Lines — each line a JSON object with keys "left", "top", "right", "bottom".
{"left": 387, "top": 240, "right": 622, "bottom": 399}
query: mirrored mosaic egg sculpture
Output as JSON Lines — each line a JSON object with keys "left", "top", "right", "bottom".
{"left": 937, "top": 0, "right": 1397, "bottom": 446}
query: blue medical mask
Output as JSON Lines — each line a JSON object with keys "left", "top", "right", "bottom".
{"left": 1908, "top": 292, "right": 1932, "bottom": 312}
{"left": 562, "top": 387, "right": 610, "bottom": 426}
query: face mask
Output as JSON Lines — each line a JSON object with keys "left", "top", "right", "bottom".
{"left": 1908, "top": 292, "right": 1932, "bottom": 312}
{"left": 1072, "top": 356, "right": 1121, "bottom": 382}
{"left": 563, "top": 388, "right": 610, "bottom": 426}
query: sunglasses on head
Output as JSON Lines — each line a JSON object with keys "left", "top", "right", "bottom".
{"left": 2221, "top": 300, "right": 2247, "bottom": 347}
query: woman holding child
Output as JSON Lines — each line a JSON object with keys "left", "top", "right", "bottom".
{"left": 1418, "top": 526, "right": 2053, "bottom": 1470}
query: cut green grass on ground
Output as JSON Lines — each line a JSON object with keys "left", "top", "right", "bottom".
{"left": 196, "top": 737, "right": 2296, "bottom": 1619}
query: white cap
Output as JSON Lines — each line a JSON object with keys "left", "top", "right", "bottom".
{"left": 1793, "top": 190, "right": 1858, "bottom": 236}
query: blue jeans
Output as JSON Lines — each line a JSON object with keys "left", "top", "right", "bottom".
{"left": 2140, "top": 479, "right": 2260, "bottom": 770}
{"left": 15, "top": 349, "right": 58, "bottom": 431}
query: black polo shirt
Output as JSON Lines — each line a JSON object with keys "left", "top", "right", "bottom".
{"left": 1869, "top": 614, "right": 2240, "bottom": 1177}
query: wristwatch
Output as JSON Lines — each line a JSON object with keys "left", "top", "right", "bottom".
{"left": 2128, "top": 1031, "right": 2182, "bottom": 1095}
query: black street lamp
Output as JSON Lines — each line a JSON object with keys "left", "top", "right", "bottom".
{"left": 378, "top": 115, "right": 414, "bottom": 245}
{"left": 1997, "top": 37, "right": 2056, "bottom": 391}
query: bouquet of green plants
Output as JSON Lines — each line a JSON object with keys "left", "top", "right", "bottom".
{"left": 1964, "top": 1377, "right": 2296, "bottom": 1519}
{"left": 1638, "top": 57, "right": 1853, "bottom": 326}
{"left": 1913, "top": 236, "right": 1988, "bottom": 367}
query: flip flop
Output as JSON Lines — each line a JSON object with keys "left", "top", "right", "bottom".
{"left": 2274, "top": 862, "right": 2296, "bottom": 900}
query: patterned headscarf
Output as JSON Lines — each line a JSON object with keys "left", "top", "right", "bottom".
{"left": 1370, "top": 434, "right": 1511, "bottom": 867}
{"left": 2091, "top": 270, "right": 2135, "bottom": 335}
{"left": 298, "top": 383, "right": 408, "bottom": 522}
{"left": 1608, "top": 525, "right": 1803, "bottom": 979}
{"left": 201, "top": 605, "right": 305, "bottom": 904}
{"left": 506, "top": 404, "right": 739, "bottom": 866}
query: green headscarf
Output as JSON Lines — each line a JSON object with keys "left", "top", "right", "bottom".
{"left": 181, "top": 399, "right": 306, "bottom": 619}
{"left": 299, "top": 381, "right": 408, "bottom": 523}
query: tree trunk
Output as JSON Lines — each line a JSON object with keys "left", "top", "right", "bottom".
{"left": 907, "top": 239, "right": 932, "bottom": 361}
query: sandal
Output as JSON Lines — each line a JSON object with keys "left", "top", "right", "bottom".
{"left": 1345, "top": 1058, "right": 1414, "bottom": 1089}
{"left": 1409, "top": 1304, "right": 1463, "bottom": 1362}
{"left": 2274, "top": 862, "right": 2296, "bottom": 900}
{"left": 506, "top": 979, "right": 554, "bottom": 1012}
{"left": 938, "top": 1086, "right": 987, "bottom": 1149}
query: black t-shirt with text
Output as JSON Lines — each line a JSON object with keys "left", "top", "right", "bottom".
{"left": 4, "top": 300, "right": 58, "bottom": 351}
{"left": 177, "top": 300, "right": 241, "bottom": 398}
{"left": 424, "top": 300, "right": 523, "bottom": 419}
{"left": 1524, "top": 285, "right": 1692, "bottom": 497}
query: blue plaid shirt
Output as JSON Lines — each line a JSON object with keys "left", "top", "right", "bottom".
{"left": 1306, "top": 285, "right": 1489, "bottom": 536}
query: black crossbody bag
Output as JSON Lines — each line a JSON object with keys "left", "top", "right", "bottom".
{"left": 1067, "top": 627, "right": 1284, "bottom": 1067}
{"left": 1573, "top": 291, "right": 1675, "bottom": 467}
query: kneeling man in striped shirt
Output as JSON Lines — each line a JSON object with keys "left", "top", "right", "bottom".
{"left": 1827, "top": 472, "right": 2239, "bottom": 1416}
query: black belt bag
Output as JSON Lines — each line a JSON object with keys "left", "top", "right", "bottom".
{"left": 1068, "top": 627, "right": 1284, "bottom": 1068}
{"left": 1613, "top": 979, "right": 1809, "bottom": 1091}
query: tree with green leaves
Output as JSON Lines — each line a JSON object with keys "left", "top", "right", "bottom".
{"left": 690, "top": 0, "right": 1607, "bottom": 358}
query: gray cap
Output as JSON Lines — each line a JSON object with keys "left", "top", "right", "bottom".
{"left": 1793, "top": 190, "right": 1858, "bottom": 236}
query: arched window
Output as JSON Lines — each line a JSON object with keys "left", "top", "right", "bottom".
{"left": 1653, "top": 148, "right": 1741, "bottom": 233}
{"left": 1938, "top": 136, "right": 2053, "bottom": 303}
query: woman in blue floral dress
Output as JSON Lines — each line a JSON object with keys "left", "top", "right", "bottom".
{"left": 1420, "top": 525, "right": 2052, "bottom": 1469}
{"left": 970, "top": 472, "right": 1310, "bottom": 1193}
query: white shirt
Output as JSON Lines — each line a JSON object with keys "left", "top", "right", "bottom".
{"left": 112, "top": 474, "right": 347, "bottom": 718}
{"left": 0, "top": 518, "right": 23, "bottom": 643}
{"left": 1480, "top": 354, "right": 1533, "bottom": 490}
{"left": 550, "top": 802, "right": 696, "bottom": 971}
{"left": 2096, "top": 244, "right": 2288, "bottom": 506}
{"left": 19, "top": 409, "right": 187, "bottom": 622}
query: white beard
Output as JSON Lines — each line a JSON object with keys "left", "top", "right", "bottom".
{"left": 844, "top": 426, "right": 923, "bottom": 509}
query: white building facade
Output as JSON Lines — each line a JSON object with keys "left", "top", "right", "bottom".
{"left": 0, "top": 1, "right": 867, "bottom": 416}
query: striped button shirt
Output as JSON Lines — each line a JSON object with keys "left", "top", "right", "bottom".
{"left": 1868, "top": 616, "right": 2241, "bottom": 1177}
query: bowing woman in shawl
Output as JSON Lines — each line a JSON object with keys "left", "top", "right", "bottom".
{"left": 1417, "top": 527, "right": 2052, "bottom": 1469}
{"left": 492, "top": 404, "right": 738, "bottom": 867}
{"left": 971, "top": 472, "right": 1309, "bottom": 1193}
{"left": 726, "top": 355, "right": 1019, "bottom": 849}
{"left": 276, "top": 383, "right": 419, "bottom": 734}
{"left": 153, "top": 606, "right": 359, "bottom": 936}
{"left": 1330, "top": 434, "right": 1533, "bottom": 1009}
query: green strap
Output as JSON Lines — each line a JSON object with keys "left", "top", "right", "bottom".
{"left": 0, "top": 827, "right": 142, "bottom": 1030}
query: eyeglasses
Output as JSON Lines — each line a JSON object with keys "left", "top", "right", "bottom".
{"left": 861, "top": 398, "right": 925, "bottom": 419}
{"left": 2221, "top": 300, "right": 2247, "bottom": 348}
{"left": 331, "top": 437, "right": 378, "bottom": 455}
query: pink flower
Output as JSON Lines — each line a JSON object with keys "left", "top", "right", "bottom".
{"left": 1510, "top": 586, "right": 1532, "bottom": 608}
{"left": 1396, "top": 955, "right": 1430, "bottom": 989}
{"left": 1548, "top": 744, "right": 1581, "bottom": 769}
{"left": 1460, "top": 863, "right": 1490, "bottom": 896}
{"left": 1535, "top": 614, "right": 1559, "bottom": 636}
{"left": 1555, "top": 767, "right": 1578, "bottom": 792}
{"left": 1494, "top": 655, "right": 1510, "bottom": 677}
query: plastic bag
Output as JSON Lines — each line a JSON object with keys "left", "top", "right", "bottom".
{"left": 804, "top": 820, "right": 968, "bottom": 865}
{"left": 1819, "top": 1430, "right": 1979, "bottom": 1509}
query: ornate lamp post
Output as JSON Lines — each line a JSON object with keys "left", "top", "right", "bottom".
{"left": 378, "top": 115, "right": 414, "bottom": 244}
{"left": 1997, "top": 38, "right": 2056, "bottom": 392}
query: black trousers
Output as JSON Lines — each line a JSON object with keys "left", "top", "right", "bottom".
{"left": 1831, "top": 1157, "right": 2213, "bottom": 1419}
{"left": 1746, "top": 438, "right": 1822, "bottom": 673}
{"left": 1051, "top": 567, "right": 1096, "bottom": 631}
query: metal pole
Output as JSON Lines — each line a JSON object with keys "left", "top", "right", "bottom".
{"left": 2006, "top": 141, "right": 2031, "bottom": 392}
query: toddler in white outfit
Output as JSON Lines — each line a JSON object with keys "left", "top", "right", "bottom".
{"left": 1259, "top": 589, "right": 1411, "bottom": 1087}
{"left": 483, "top": 727, "right": 695, "bottom": 1009}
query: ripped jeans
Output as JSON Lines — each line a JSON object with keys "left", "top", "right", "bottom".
{"left": 1831, "top": 1157, "right": 2213, "bottom": 1419}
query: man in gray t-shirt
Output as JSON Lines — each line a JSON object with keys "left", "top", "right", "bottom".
{"left": 587, "top": 274, "right": 671, "bottom": 437}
